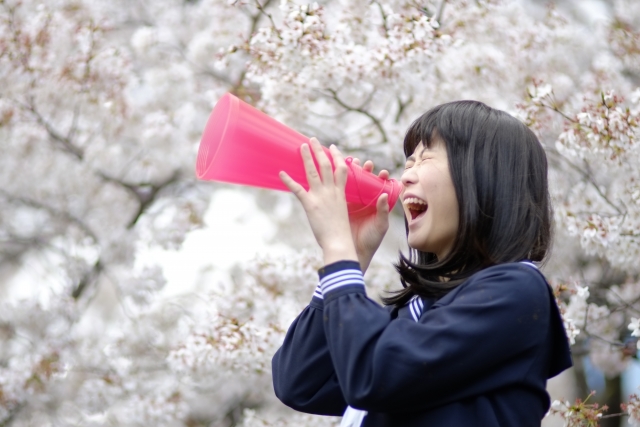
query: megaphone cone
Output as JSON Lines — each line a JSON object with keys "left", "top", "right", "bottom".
{"left": 196, "top": 93, "right": 401, "bottom": 216}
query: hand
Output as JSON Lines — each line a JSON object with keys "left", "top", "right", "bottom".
{"left": 279, "top": 138, "right": 358, "bottom": 266}
{"left": 349, "top": 159, "right": 390, "bottom": 273}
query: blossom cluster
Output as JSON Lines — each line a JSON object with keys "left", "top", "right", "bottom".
{"left": 553, "top": 282, "right": 586, "bottom": 346}
{"left": 623, "top": 394, "right": 640, "bottom": 427}
{"left": 554, "top": 276, "right": 640, "bottom": 379}
{"left": 520, "top": 82, "right": 640, "bottom": 271}
{"left": 549, "top": 392, "right": 608, "bottom": 427}
{"left": 609, "top": 0, "right": 640, "bottom": 73}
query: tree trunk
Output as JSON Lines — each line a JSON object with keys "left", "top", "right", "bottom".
{"left": 600, "top": 375, "right": 622, "bottom": 427}
{"left": 572, "top": 355, "right": 591, "bottom": 401}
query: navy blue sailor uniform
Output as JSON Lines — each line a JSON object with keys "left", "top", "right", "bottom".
{"left": 272, "top": 260, "right": 573, "bottom": 427}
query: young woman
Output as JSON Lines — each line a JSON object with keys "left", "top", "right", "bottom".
{"left": 272, "top": 101, "right": 572, "bottom": 427}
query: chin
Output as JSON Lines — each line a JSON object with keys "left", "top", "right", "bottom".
{"left": 407, "top": 239, "right": 431, "bottom": 253}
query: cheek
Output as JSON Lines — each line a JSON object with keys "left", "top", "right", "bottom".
{"left": 439, "top": 174, "right": 458, "bottom": 208}
{"left": 419, "top": 173, "right": 448, "bottom": 203}
{"left": 444, "top": 190, "right": 459, "bottom": 217}
{"left": 421, "top": 172, "right": 458, "bottom": 220}
{"left": 442, "top": 187, "right": 459, "bottom": 232}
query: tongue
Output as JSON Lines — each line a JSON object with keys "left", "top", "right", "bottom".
{"left": 411, "top": 208, "right": 426, "bottom": 220}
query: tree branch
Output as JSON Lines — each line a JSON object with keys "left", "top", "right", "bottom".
{"left": 72, "top": 259, "right": 103, "bottom": 300}
{"left": 396, "top": 95, "right": 413, "bottom": 123}
{"left": 545, "top": 147, "right": 625, "bottom": 215}
{"left": 0, "top": 403, "right": 24, "bottom": 427}
{"left": 600, "top": 412, "right": 628, "bottom": 419}
{"left": 371, "top": 0, "right": 389, "bottom": 36}
{"left": 0, "top": 190, "right": 98, "bottom": 243}
{"left": 253, "top": 0, "right": 280, "bottom": 40}
{"left": 97, "top": 170, "right": 182, "bottom": 228}
{"left": 325, "top": 88, "right": 388, "bottom": 143}
{"left": 0, "top": 191, "right": 103, "bottom": 299}
{"left": 230, "top": 0, "right": 275, "bottom": 97}
{"left": 0, "top": 234, "right": 48, "bottom": 264}
{"left": 435, "top": 0, "right": 447, "bottom": 23}
{"left": 20, "top": 100, "right": 84, "bottom": 161}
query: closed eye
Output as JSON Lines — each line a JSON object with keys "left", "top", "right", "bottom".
{"left": 405, "top": 157, "right": 432, "bottom": 169}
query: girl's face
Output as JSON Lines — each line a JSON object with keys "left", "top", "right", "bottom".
{"left": 400, "top": 140, "right": 459, "bottom": 260}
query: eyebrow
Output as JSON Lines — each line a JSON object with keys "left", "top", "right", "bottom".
{"left": 406, "top": 146, "right": 426, "bottom": 161}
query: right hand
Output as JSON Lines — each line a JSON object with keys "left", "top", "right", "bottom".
{"left": 349, "top": 159, "right": 391, "bottom": 273}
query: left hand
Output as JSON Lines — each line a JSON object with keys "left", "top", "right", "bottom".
{"left": 348, "top": 159, "right": 390, "bottom": 273}
{"left": 279, "top": 137, "right": 358, "bottom": 266}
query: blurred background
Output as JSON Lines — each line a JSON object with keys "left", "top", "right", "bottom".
{"left": 0, "top": 0, "right": 639, "bottom": 425}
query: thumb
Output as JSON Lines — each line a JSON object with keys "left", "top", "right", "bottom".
{"left": 375, "top": 193, "right": 390, "bottom": 229}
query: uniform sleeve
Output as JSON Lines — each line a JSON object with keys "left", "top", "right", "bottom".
{"left": 271, "top": 262, "right": 350, "bottom": 416}
{"left": 320, "top": 263, "right": 552, "bottom": 412}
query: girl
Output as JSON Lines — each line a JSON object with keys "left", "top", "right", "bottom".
{"left": 272, "top": 101, "right": 572, "bottom": 427}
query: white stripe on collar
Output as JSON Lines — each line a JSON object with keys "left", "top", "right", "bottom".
{"left": 520, "top": 261, "right": 539, "bottom": 270}
{"left": 405, "top": 261, "right": 537, "bottom": 322}
{"left": 313, "top": 284, "right": 324, "bottom": 300}
{"left": 409, "top": 295, "right": 423, "bottom": 322}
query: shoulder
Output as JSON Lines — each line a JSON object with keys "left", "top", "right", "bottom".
{"left": 473, "top": 262, "right": 548, "bottom": 286}
{"left": 435, "top": 262, "right": 550, "bottom": 308}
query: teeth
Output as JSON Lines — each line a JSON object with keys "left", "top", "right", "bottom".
{"left": 403, "top": 197, "right": 427, "bottom": 206}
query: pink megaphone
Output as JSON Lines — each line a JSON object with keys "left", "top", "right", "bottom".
{"left": 196, "top": 93, "right": 401, "bottom": 217}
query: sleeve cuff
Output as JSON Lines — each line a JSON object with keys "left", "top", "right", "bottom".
{"left": 317, "top": 260, "right": 361, "bottom": 278}
{"left": 317, "top": 260, "right": 365, "bottom": 298}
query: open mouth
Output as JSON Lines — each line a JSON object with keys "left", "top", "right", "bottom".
{"left": 404, "top": 198, "right": 427, "bottom": 221}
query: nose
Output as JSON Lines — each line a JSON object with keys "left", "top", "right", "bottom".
{"left": 401, "top": 166, "right": 417, "bottom": 188}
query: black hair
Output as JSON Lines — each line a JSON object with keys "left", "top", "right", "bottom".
{"left": 384, "top": 100, "right": 553, "bottom": 306}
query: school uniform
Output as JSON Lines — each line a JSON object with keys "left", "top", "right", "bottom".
{"left": 272, "top": 260, "right": 572, "bottom": 427}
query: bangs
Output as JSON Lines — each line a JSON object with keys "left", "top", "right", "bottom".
{"left": 403, "top": 106, "right": 448, "bottom": 157}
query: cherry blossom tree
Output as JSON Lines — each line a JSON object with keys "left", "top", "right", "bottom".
{"left": 516, "top": 1, "right": 640, "bottom": 421}
{"left": 1, "top": 0, "right": 639, "bottom": 426}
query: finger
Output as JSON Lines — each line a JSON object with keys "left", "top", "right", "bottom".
{"left": 309, "top": 137, "right": 333, "bottom": 185}
{"left": 279, "top": 171, "right": 308, "bottom": 201}
{"left": 363, "top": 160, "right": 374, "bottom": 173}
{"left": 375, "top": 193, "right": 390, "bottom": 229}
{"left": 330, "top": 144, "right": 348, "bottom": 190}
{"left": 378, "top": 169, "right": 390, "bottom": 180}
{"left": 300, "top": 143, "right": 322, "bottom": 190}
{"left": 353, "top": 158, "right": 361, "bottom": 166}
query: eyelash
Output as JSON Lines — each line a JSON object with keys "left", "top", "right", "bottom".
{"left": 404, "top": 157, "right": 431, "bottom": 169}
